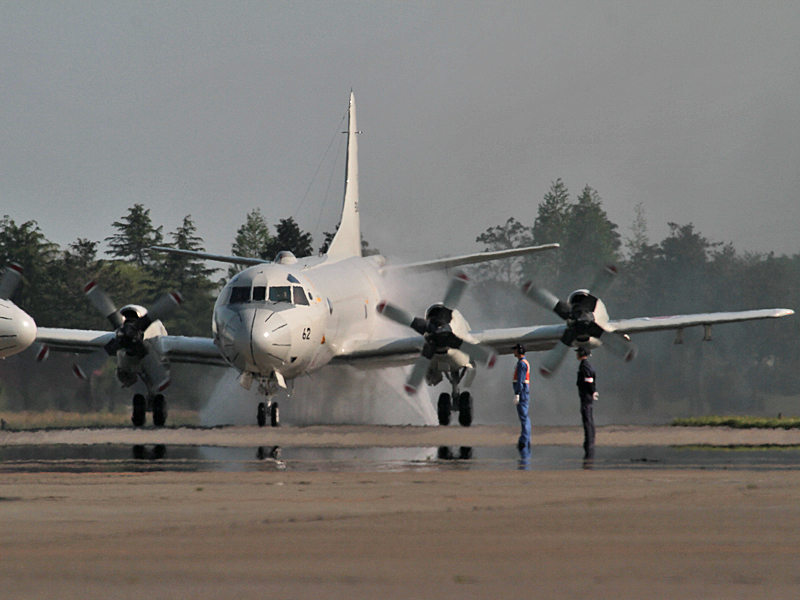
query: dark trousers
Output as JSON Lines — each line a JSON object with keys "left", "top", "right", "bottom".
{"left": 580, "top": 399, "right": 595, "bottom": 459}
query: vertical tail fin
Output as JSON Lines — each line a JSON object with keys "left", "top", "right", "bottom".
{"left": 326, "top": 91, "right": 362, "bottom": 261}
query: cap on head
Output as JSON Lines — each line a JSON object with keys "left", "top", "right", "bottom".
{"left": 576, "top": 347, "right": 591, "bottom": 358}
{"left": 512, "top": 343, "right": 525, "bottom": 354}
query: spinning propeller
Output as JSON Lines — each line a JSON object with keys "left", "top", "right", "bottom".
{"left": 74, "top": 281, "right": 183, "bottom": 392}
{"left": 0, "top": 262, "right": 23, "bottom": 300}
{"left": 377, "top": 273, "right": 497, "bottom": 395}
{"left": 523, "top": 265, "right": 637, "bottom": 377}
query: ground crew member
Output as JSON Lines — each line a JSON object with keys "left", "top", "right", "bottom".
{"left": 576, "top": 347, "right": 598, "bottom": 459}
{"left": 512, "top": 343, "right": 531, "bottom": 454}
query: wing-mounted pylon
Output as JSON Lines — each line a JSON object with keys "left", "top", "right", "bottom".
{"left": 523, "top": 265, "right": 637, "bottom": 377}
{"left": 377, "top": 272, "right": 497, "bottom": 394}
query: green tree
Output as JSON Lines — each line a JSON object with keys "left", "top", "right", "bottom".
{"left": 561, "top": 185, "right": 621, "bottom": 284}
{"left": 105, "top": 204, "right": 164, "bottom": 267}
{"left": 0, "top": 215, "right": 59, "bottom": 318}
{"left": 473, "top": 217, "right": 533, "bottom": 284}
{"left": 148, "top": 216, "right": 218, "bottom": 336}
{"left": 228, "top": 209, "right": 272, "bottom": 277}
{"left": 265, "top": 217, "right": 313, "bottom": 259}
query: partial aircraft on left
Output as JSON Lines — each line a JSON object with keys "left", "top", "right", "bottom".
{"left": 0, "top": 262, "right": 37, "bottom": 359}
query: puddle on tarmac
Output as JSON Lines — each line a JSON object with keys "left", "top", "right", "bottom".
{"left": 0, "top": 444, "right": 799, "bottom": 473}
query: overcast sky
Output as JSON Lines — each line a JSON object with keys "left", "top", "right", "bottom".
{"left": 2, "top": 1, "right": 798, "bottom": 264}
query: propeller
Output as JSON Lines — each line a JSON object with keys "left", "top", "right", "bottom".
{"left": 523, "top": 265, "right": 637, "bottom": 377}
{"left": 74, "top": 281, "right": 183, "bottom": 392}
{"left": 0, "top": 262, "right": 23, "bottom": 300}
{"left": 377, "top": 272, "right": 497, "bottom": 395}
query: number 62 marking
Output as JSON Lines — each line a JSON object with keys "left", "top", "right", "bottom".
{"left": 302, "top": 327, "right": 311, "bottom": 340}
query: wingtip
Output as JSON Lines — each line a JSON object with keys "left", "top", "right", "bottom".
{"left": 539, "top": 367, "right": 553, "bottom": 378}
{"left": 403, "top": 384, "right": 417, "bottom": 396}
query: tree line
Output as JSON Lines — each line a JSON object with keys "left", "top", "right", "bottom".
{"left": 471, "top": 178, "right": 799, "bottom": 416}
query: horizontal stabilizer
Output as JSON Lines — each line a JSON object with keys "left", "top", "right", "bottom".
{"left": 151, "top": 246, "right": 268, "bottom": 267}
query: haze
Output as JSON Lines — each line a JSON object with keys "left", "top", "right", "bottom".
{"left": 2, "top": 2, "right": 798, "bottom": 262}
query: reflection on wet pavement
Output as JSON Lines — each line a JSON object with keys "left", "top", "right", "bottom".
{"left": 0, "top": 444, "right": 799, "bottom": 474}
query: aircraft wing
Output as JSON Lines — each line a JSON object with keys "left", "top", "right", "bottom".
{"left": 332, "top": 324, "right": 566, "bottom": 367}
{"left": 380, "top": 244, "right": 559, "bottom": 274}
{"left": 331, "top": 335, "right": 424, "bottom": 367}
{"left": 36, "top": 328, "right": 229, "bottom": 367}
{"left": 608, "top": 308, "right": 794, "bottom": 334}
{"left": 333, "top": 307, "right": 793, "bottom": 366}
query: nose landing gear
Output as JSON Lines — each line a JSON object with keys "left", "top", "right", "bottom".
{"left": 257, "top": 401, "right": 280, "bottom": 427}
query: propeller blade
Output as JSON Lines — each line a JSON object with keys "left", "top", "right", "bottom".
{"left": 404, "top": 354, "right": 431, "bottom": 395}
{"left": 588, "top": 264, "right": 618, "bottom": 298}
{"left": 0, "top": 262, "right": 23, "bottom": 300}
{"left": 459, "top": 340, "right": 498, "bottom": 369}
{"left": 141, "top": 351, "right": 171, "bottom": 392}
{"left": 599, "top": 330, "right": 638, "bottom": 362}
{"left": 377, "top": 301, "right": 427, "bottom": 335}
{"left": 538, "top": 342, "right": 572, "bottom": 378}
{"left": 145, "top": 291, "right": 184, "bottom": 324}
{"left": 442, "top": 272, "right": 469, "bottom": 309}
{"left": 83, "top": 281, "right": 124, "bottom": 329}
{"left": 522, "top": 283, "right": 571, "bottom": 320}
{"left": 72, "top": 350, "right": 110, "bottom": 381}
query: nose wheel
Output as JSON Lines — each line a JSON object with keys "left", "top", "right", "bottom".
{"left": 257, "top": 401, "right": 280, "bottom": 427}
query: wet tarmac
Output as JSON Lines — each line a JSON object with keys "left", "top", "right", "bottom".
{"left": 1, "top": 443, "right": 799, "bottom": 473}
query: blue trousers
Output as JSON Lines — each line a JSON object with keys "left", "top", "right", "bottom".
{"left": 516, "top": 387, "right": 531, "bottom": 451}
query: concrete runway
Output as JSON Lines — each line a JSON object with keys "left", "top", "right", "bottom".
{"left": 1, "top": 425, "right": 800, "bottom": 599}
{"left": 3, "top": 423, "right": 800, "bottom": 448}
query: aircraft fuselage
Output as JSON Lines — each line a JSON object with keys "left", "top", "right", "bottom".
{"left": 212, "top": 256, "right": 384, "bottom": 381}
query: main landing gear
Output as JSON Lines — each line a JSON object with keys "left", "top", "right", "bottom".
{"left": 257, "top": 401, "right": 280, "bottom": 427}
{"left": 437, "top": 391, "right": 473, "bottom": 427}
{"left": 436, "top": 367, "right": 474, "bottom": 427}
{"left": 131, "top": 393, "right": 168, "bottom": 428}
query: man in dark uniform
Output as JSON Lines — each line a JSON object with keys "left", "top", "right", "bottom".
{"left": 576, "top": 347, "right": 598, "bottom": 459}
{"left": 512, "top": 343, "right": 531, "bottom": 457}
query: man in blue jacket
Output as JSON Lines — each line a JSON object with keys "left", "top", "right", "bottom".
{"left": 512, "top": 343, "right": 531, "bottom": 455}
{"left": 576, "top": 347, "right": 598, "bottom": 459}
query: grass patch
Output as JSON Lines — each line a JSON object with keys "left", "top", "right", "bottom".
{"left": 0, "top": 409, "right": 200, "bottom": 430}
{"left": 672, "top": 415, "right": 800, "bottom": 430}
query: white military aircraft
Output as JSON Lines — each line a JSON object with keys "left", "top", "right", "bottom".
{"left": 34, "top": 92, "right": 794, "bottom": 428}
{"left": 0, "top": 263, "right": 37, "bottom": 359}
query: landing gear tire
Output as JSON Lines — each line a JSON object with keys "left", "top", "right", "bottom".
{"left": 270, "top": 402, "right": 280, "bottom": 427}
{"left": 458, "top": 391, "right": 473, "bottom": 427}
{"left": 132, "top": 394, "right": 146, "bottom": 428}
{"left": 152, "top": 394, "right": 167, "bottom": 427}
{"left": 437, "top": 393, "right": 451, "bottom": 426}
{"left": 257, "top": 402, "right": 267, "bottom": 427}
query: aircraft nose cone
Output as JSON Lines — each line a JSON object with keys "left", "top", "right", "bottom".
{"left": 215, "top": 307, "right": 291, "bottom": 374}
{"left": 0, "top": 303, "right": 37, "bottom": 358}
{"left": 17, "top": 310, "right": 37, "bottom": 350}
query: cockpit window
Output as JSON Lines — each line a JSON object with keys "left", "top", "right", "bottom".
{"left": 252, "top": 286, "right": 266, "bottom": 301}
{"left": 269, "top": 286, "right": 292, "bottom": 303}
{"left": 229, "top": 286, "right": 251, "bottom": 304}
{"left": 293, "top": 286, "right": 309, "bottom": 306}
